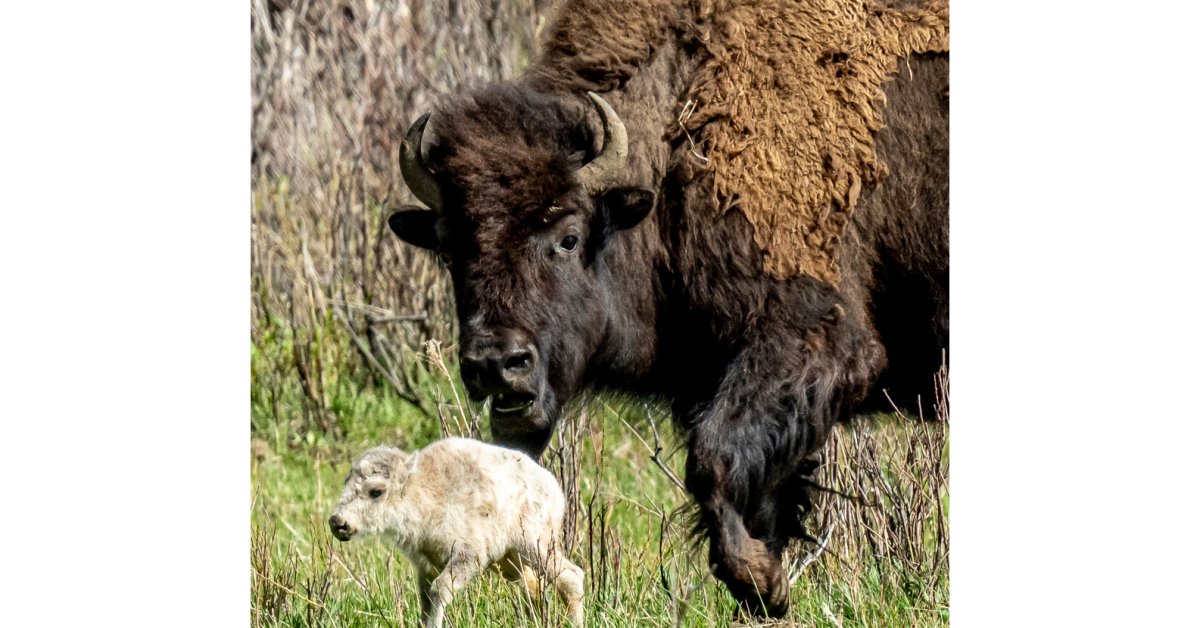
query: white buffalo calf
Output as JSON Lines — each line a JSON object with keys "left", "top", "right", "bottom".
{"left": 328, "top": 437, "right": 584, "bottom": 627}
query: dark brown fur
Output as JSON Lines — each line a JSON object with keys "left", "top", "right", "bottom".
{"left": 387, "top": 0, "right": 948, "bottom": 617}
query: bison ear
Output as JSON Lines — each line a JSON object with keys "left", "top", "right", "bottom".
{"left": 600, "top": 187, "right": 655, "bottom": 231}
{"left": 387, "top": 207, "right": 440, "bottom": 251}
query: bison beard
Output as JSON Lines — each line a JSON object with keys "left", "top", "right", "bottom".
{"left": 386, "top": 0, "right": 948, "bottom": 618}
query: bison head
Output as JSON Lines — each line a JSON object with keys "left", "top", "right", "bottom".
{"left": 388, "top": 86, "right": 655, "bottom": 457}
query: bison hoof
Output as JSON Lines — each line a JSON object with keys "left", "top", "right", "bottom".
{"left": 735, "top": 576, "right": 790, "bottom": 619}
{"left": 714, "top": 537, "right": 790, "bottom": 618}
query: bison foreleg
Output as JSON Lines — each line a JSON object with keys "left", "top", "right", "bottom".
{"left": 684, "top": 300, "right": 882, "bottom": 617}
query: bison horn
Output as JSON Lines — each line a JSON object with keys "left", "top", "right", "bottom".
{"left": 399, "top": 112, "right": 443, "bottom": 211}
{"left": 577, "top": 92, "right": 629, "bottom": 194}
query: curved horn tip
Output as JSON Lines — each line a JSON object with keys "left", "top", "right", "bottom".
{"left": 399, "top": 113, "right": 443, "bottom": 211}
{"left": 578, "top": 92, "right": 629, "bottom": 194}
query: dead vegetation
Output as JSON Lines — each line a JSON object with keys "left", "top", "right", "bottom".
{"left": 251, "top": 0, "right": 545, "bottom": 436}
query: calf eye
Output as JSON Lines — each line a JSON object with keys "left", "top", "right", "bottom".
{"left": 368, "top": 488, "right": 384, "bottom": 499}
{"left": 559, "top": 235, "right": 579, "bottom": 252}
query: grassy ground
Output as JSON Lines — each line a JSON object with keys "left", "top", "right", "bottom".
{"left": 251, "top": 339, "right": 949, "bottom": 627}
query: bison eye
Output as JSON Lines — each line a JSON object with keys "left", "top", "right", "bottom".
{"left": 559, "top": 234, "right": 579, "bottom": 252}
{"left": 368, "top": 488, "right": 384, "bottom": 499}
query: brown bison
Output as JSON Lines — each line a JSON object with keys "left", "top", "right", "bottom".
{"left": 387, "top": 0, "right": 948, "bottom": 617}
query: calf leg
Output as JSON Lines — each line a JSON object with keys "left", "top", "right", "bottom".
{"left": 496, "top": 551, "right": 546, "bottom": 619}
{"left": 523, "top": 540, "right": 585, "bottom": 626}
{"left": 424, "top": 554, "right": 481, "bottom": 628}
{"left": 684, "top": 298, "right": 882, "bottom": 617}
{"left": 547, "top": 554, "right": 585, "bottom": 626}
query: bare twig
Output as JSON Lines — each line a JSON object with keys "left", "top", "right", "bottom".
{"left": 788, "top": 520, "right": 837, "bottom": 586}
{"left": 614, "top": 404, "right": 687, "bottom": 494}
{"left": 252, "top": 569, "right": 327, "bottom": 611}
{"left": 330, "top": 553, "right": 370, "bottom": 593}
{"left": 645, "top": 404, "right": 687, "bottom": 493}
{"left": 881, "top": 388, "right": 908, "bottom": 421}
{"left": 368, "top": 313, "right": 428, "bottom": 324}
{"left": 331, "top": 305, "right": 425, "bottom": 411}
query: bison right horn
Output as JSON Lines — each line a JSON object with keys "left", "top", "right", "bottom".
{"left": 577, "top": 92, "right": 629, "bottom": 195}
{"left": 399, "top": 112, "right": 444, "bottom": 211}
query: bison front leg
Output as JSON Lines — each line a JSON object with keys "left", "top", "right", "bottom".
{"left": 684, "top": 301, "right": 882, "bottom": 617}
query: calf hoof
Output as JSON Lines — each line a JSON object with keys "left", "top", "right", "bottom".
{"left": 713, "top": 536, "right": 790, "bottom": 618}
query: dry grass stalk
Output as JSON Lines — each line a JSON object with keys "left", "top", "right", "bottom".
{"left": 794, "top": 358, "right": 950, "bottom": 610}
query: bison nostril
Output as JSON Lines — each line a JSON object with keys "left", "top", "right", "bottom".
{"left": 461, "top": 336, "right": 536, "bottom": 397}
{"left": 503, "top": 349, "right": 533, "bottom": 373}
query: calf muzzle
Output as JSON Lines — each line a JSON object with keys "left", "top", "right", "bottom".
{"left": 328, "top": 513, "right": 356, "bottom": 541}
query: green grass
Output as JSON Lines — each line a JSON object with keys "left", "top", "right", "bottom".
{"left": 251, "top": 335, "right": 949, "bottom": 627}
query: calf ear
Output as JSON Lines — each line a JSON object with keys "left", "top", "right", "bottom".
{"left": 387, "top": 207, "right": 440, "bottom": 250}
{"left": 600, "top": 187, "right": 655, "bottom": 231}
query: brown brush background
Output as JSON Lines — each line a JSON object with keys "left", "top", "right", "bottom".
{"left": 252, "top": 0, "right": 550, "bottom": 429}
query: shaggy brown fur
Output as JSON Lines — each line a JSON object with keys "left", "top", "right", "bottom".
{"left": 686, "top": 0, "right": 948, "bottom": 282}
{"left": 387, "top": 0, "right": 949, "bottom": 618}
{"left": 530, "top": 0, "right": 948, "bottom": 282}
{"left": 527, "top": 0, "right": 685, "bottom": 94}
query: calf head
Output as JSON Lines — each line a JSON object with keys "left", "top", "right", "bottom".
{"left": 328, "top": 446, "right": 414, "bottom": 541}
{"left": 388, "top": 86, "right": 654, "bottom": 457}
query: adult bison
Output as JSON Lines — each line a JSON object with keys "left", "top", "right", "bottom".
{"left": 387, "top": 0, "right": 948, "bottom": 617}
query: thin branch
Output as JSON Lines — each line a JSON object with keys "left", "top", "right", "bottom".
{"left": 881, "top": 388, "right": 909, "bottom": 421}
{"left": 644, "top": 407, "right": 688, "bottom": 494}
{"left": 615, "top": 404, "right": 687, "bottom": 494}
{"left": 331, "top": 553, "right": 370, "bottom": 593}
{"left": 331, "top": 305, "right": 423, "bottom": 409}
{"left": 788, "top": 520, "right": 837, "bottom": 586}
{"left": 252, "top": 568, "right": 327, "bottom": 611}
{"left": 368, "top": 313, "right": 428, "bottom": 325}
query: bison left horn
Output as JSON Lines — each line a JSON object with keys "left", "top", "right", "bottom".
{"left": 577, "top": 92, "right": 629, "bottom": 195}
{"left": 399, "top": 112, "right": 443, "bottom": 211}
